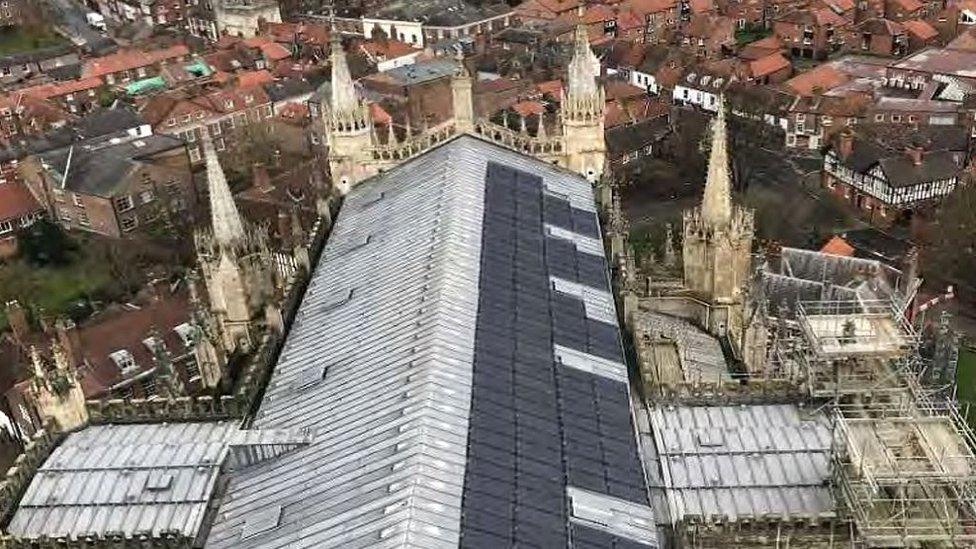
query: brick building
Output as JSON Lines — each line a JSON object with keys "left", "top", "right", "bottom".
{"left": 138, "top": 80, "right": 274, "bottom": 164}
{"left": 23, "top": 131, "right": 196, "bottom": 238}
{"left": 360, "top": 57, "right": 460, "bottom": 126}
{"left": 774, "top": 8, "right": 851, "bottom": 59}
{"left": 0, "top": 180, "right": 43, "bottom": 257}
{"left": 858, "top": 18, "right": 909, "bottom": 56}
{"left": 81, "top": 45, "right": 190, "bottom": 86}
{"left": 0, "top": 288, "right": 211, "bottom": 437}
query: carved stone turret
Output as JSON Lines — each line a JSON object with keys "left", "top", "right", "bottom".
{"left": 451, "top": 53, "right": 475, "bottom": 134}
{"left": 325, "top": 34, "right": 377, "bottom": 193}
{"left": 560, "top": 14, "right": 607, "bottom": 181}
{"left": 194, "top": 138, "right": 275, "bottom": 354}
{"left": 26, "top": 341, "right": 87, "bottom": 432}
{"left": 682, "top": 98, "right": 754, "bottom": 308}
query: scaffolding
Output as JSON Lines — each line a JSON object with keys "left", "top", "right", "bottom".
{"left": 792, "top": 299, "right": 919, "bottom": 399}
{"left": 781, "top": 297, "right": 976, "bottom": 546}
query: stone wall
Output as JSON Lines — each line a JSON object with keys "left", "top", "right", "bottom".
{"left": 0, "top": 425, "right": 63, "bottom": 535}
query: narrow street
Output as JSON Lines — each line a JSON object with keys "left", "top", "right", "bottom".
{"left": 44, "top": 0, "right": 116, "bottom": 54}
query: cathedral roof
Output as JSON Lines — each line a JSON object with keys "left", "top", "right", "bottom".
{"left": 205, "top": 134, "right": 655, "bottom": 548}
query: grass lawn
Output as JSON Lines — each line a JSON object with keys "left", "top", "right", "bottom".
{"left": 0, "top": 256, "right": 113, "bottom": 330}
{"left": 0, "top": 25, "right": 66, "bottom": 56}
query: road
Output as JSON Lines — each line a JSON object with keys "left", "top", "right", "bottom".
{"left": 44, "top": 0, "right": 116, "bottom": 54}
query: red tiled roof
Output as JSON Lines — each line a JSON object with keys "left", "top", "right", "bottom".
{"left": 903, "top": 19, "right": 938, "bottom": 40}
{"left": 749, "top": 35, "right": 784, "bottom": 50}
{"left": 75, "top": 292, "right": 193, "bottom": 396}
{"left": 624, "top": 0, "right": 676, "bottom": 16}
{"left": 360, "top": 39, "right": 417, "bottom": 60}
{"left": 0, "top": 182, "right": 42, "bottom": 223}
{"left": 261, "top": 21, "right": 331, "bottom": 45}
{"left": 370, "top": 102, "right": 392, "bottom": 125}
{"left": 535, "top": 79, "right": 563, "bottom": 99}
{"left": 512, "top": 100, "right": 546, "bottom": 116}
{"left": 750, "top": 52, "right": 791, "bottom": 77}
{"left": 236, "top": 69, "right": 274, "bottom": 88}
{"left": 689, "top": 0, "right": 714, "bottom": 13}
{"left": 82, "top": 45, "right": 190, "bottom": 79}
{"left": 20, "top": 77, "right": 103, "bottom": 100}
{"left": 784, "top": 64, "right": 849, "bottom": 95}
{"left": 892, "top": 0, "right": 924, "bottom": 12}
{"left": 242, "top": 36, "right": 292, "bottom": 61}
{"left": 821, "top": 235, "right": 855, "bottom": 256}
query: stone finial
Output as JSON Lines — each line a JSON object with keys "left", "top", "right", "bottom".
{"left": 567, "top": 12, "right": 599, "bottom": 99}
{"left": 329, "top": 32, "right": 360, "bottom": 118}
{"left": 700, "top": 97, "right": 732, "bottom": 227}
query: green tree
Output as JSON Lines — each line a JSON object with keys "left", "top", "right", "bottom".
{"left": 17, "top": 220, "right": 77, "bottom": 267}
{"left": 924, "top": 180, "right": 976, "bottom": 306}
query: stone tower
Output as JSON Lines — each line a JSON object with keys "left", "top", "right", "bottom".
{"left": 27, "top": 341, "right": 87, "bottom": 432}
{"left": 325, "top": 34, "right": 376, "bottom": 194}
{"left": 561, "top": 18, "right": 606, "bottom": 182}
{"left": 452, "top": 54, "right": 475, "bottom": 134}
{"left": 682, "top": 98, "right": 754, "bottom": 335}
{"left": 195, "top": 137, "right": 274, "bottom": 353}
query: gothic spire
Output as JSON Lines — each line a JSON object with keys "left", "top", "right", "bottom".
{"left": 567, "top": 10, "right": 599, "bottom": 100}
{"left": 203, "top": 137, "right": 246, "bottom": 249}
{"left": 329, "top": 33, "right": 359, "bottom": 116}
{"left": 701, "top": 97, "right": 732, "bottom": 226}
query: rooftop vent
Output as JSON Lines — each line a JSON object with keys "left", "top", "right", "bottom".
{"left": 241, "top": 505, "right": 283, "bottom": 540}
{"left": 144, "top": 472, "right": 174, "bottom": 491}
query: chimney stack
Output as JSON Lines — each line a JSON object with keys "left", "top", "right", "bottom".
{"left": 838, "top": 129, "right": 854, "bottom": 159}
{"left": 906, "top": 145, "right": 924, "bottom": 166}
{"left": 5, "top": 301, "right": 29, "bottom": 343}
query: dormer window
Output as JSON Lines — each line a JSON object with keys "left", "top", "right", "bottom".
{"left": 109, "top": 349, "right": 137, "bottom": 373}
{"left": 142, "top": 336, "right": 164, "bottom": 354}
{"left": 174, "top": 323, "right": 196, "bottom": 347}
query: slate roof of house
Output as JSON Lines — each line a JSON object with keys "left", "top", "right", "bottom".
{"left": 205, "top": 134, "right": 654, "bottom": 548}
{"left": 38, "top": 133, "right": 185, "bottom": 197}
{"left": 878, "top": 150, "right": 961, "bottom": 187}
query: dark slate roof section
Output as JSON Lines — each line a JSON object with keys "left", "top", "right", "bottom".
{"left": 460, "top": 161, "right": 650, "bottom": 548}
{"left": 878, "top": 150, "right": 961, "bottom": 188}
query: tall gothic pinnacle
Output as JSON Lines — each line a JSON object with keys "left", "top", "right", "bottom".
{"left": 701, "top": 97, "right": 733, "bottom": 226}
{"left": 567, "top": 11, "right": 600, "bottom": 99}
{"left": 330, "top": 34, "right": 359, "bottom": 116}
{"left": 203, "top": 137, "right": 246, "bottom": 249}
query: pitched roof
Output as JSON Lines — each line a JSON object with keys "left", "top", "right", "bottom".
{"left": 39, "top": 133, "right": 185, "bottom": 198}
{"left": 784, "top": 64, "right": 849, "bottom": 95}
{"left": 242, "top": 37, "right": 292, "bottom": 62}
{"left": 820, "top": 235, "right": 856, "bottom": 257}
{"left": 205, "top": 134, "right": 652, "bottom": 548}
{"left": 903, "top": 19, "right": 938, "bottom": 40}
{"left": 625, "top": 0, "right": 676, "bottom": 16}
{"left": 511, "top": 99, "right": 546, "bottom": 116}
{"left": 891, "top": 0, "right": 923, "bottom": 12}
{"left": 19, "top": 77, "right": 104, "bottom": 100}
{"left": 749, "top": 52, "right": 791, "bottom": 78}
{"left": 878, "top": 150, "right": 961, "bottom": 187}
{"left": 81, "top": 45, "right": 189, "bottom": 79}
{"left": 0, "top": 181, "right": 42, "bottom": 223}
